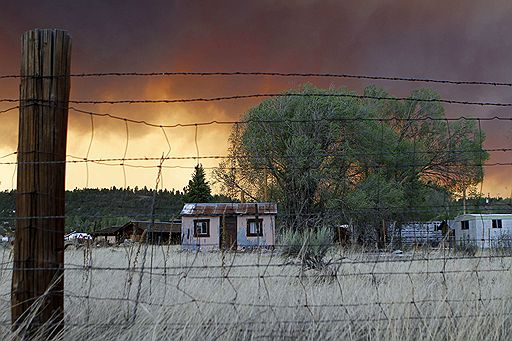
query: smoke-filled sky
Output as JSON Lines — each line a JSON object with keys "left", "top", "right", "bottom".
{"left": 1, "top": 0, "right": 512, "bottom": 196}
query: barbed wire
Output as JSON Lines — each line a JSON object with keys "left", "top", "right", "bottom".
{"left": 2, "top": 71, "right": 512, "bottom": 339}
{"left": 2, "top": 249, "right": 512, "bottom": 271}
{"left": 0, "top": 251, "right": 512, "bottom": 273}
{"left": 66, "top": 106, "right": 512, "bottom": 126}
{"left": 53, "top": 160, "right": 512, "bottom": 169}
{"left": 3, "top": 265, "right": 511, "bottom": 277}
{"left": 2, "top": 199, "right": 510, "bottom": 228}
{"left": 0, "top": 244, "right": 511, "bottom": 338}
{"left": 3, "top": 92, "right": 512, "bottom": 106}
{"left": 1, "top": 70, "right": 512, "bottom": 87}
{"left": 0, "top": 148, "right": 510, "bottom": 166}
{"left": 0, "top": 206, "right": 496, "bottom": 222}
{"left": 2, "top": 103, "right": 512, "bottom": 128}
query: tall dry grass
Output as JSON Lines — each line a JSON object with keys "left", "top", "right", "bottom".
{"left": 0, "top": 244, "right": 510, "bottom": 340}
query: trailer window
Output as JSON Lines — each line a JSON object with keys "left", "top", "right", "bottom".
{"left": 492, "top": 219, "right": 502, "bottom": 229}
{"left": 461, "top": 220, "right": 469, "bottom": 230}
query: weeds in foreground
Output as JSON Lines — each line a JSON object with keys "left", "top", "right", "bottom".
{"left": 0, "top": 245, "right": 511, "bottom": 340}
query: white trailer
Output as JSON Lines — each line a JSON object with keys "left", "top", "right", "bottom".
{"left": 450, "top": 214, "right": 512, "bottom": 249}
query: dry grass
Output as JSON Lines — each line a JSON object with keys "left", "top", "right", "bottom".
{"left": 0, "top": 244, "right": 511, "bottom": 340}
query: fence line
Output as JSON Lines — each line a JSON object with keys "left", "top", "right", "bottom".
{"left": 3, "top": 92, "right": 512, "bottom": 106}
{"left": 1, "top": 70, "right": 512, "bottom": 87}
{"left": 0, "top": 242, "right": 511, "bottom": 337}
{"left": 1, "top": 67, "right": 512, "bottom": 339}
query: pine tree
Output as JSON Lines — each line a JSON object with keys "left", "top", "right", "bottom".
{"left": 183, "top": 164, "right": 212, "bottom": 203}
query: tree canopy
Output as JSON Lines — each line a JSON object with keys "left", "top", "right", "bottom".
{"left": 214, "top": 85, "right": 488, "bottom": 241}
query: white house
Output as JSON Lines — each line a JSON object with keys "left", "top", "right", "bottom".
{"left": 181, "top": 203, "right": 277, "bottom": 251}
{"left": 450, "top": 214, "right": 512, "bottom": 248}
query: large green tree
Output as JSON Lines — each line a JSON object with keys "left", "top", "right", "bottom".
{"left": 184, "top": 164, "right": 212, "bottom": 203}
{"left": 214, "top": 85, "right": 488, "bottom": 238}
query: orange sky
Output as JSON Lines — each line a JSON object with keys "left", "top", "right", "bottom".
{"left": 1, "top": 1, "right": 512, "bottom": 197}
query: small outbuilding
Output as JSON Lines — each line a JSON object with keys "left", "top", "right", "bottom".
{"left": 93, "top": 220, "right": 181, "bottom": 245}
{"left": 450, "top": 214, "right": 512, "bottom": 248}
{"left": 180, "top": 203, "right": 277, "bottom": 250}
{"left": 92, "top": 225, "right": 126, "bottom": 244}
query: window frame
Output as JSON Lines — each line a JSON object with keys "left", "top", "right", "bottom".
{"left": 193, "top": 219, "right": 210, "bottom": 237}
{"left": 461, "top": 220, "right": 470, "bottom": 230}
{"left": 492, "top": 219, "right": 503, "bottom": 229}
{"left": 246, "top": 218, "right": 263, "bottom": 237}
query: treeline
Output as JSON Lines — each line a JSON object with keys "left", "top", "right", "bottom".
{"left": 0, "top": 187, "right": 231, "bottom": 233}
{"left": 0, "top": 190, "right": 510, "bottom": 235}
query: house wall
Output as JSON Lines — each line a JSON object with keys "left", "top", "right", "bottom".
{"left": 181, "top": 214, "right": 276, "bottom": 251}
{"left": 451, "top": 215, "right": 512, "bottom": 248}
{"left": 181, "top": 216, "right": 220, "bottom": 250}
{"left": 236, "top": 215, "right": 275, "bottom": 249}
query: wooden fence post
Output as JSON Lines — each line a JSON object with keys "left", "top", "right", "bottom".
{"left": 11, "top": 29, "right": 71, "bottom": 337}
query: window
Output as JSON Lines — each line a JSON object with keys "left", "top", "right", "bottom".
{"left": 492, "top": 219, "right": 503, "bottom": 229}
{"left": 247, "top": 218, "right": 263, "bottom": 237}
{"left": 461, "top": 220, "right": 469, "bottom": 230}
{"left": 193, "top": 219, "right": 210, "bottom": 237}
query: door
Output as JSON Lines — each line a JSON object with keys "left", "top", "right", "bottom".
{"left": 220, "top": 216, "right": 237, "bottom": 250}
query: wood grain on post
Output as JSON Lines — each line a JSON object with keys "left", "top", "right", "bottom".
{"left": 11, "top": 29, "right": 71, "bottom": 337}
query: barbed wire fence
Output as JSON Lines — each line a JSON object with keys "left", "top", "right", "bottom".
{"left": 0, "top": 35, "right": 511, "bottom": 340}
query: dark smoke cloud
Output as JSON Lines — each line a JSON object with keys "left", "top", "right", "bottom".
{"left": 1, "top": 0, "right": 511, "bottom": 193}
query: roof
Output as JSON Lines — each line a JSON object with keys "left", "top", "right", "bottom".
{"left": 92, "top": 225, "right": 125, "bottom": 236}
{"left": 181, "top": 203, "right": 277, "bottom": 216}
{"left": 131, "top": 220, "right": 181, "bottom": 233}
{"left": 455, "top": 213, "right": 512, "bottom": 220}
{"left": 93, "top": 220, "right": 181, "bottom": 236}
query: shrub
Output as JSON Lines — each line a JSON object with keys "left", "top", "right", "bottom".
{"left": 490, "top": 233, "right": 512, "bottom": 256}
{"left": 456, "top": 240, "right": 478, "bottom": 256}
{"left": 279, "top": 226, "right": 333, "bottom": 270}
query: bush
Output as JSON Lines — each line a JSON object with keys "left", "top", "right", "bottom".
{"left": 490, "top": 233, "right": 512, "bottom": 256}
{"left": 279, "top": 227, "right": 333, "bottom": 270}
{"left": 456, "top": 240, "right": 478, "bottom": 256}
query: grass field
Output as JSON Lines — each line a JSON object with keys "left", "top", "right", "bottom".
{"left": 0, "top": 244, "right": 511, "bottom": 340}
